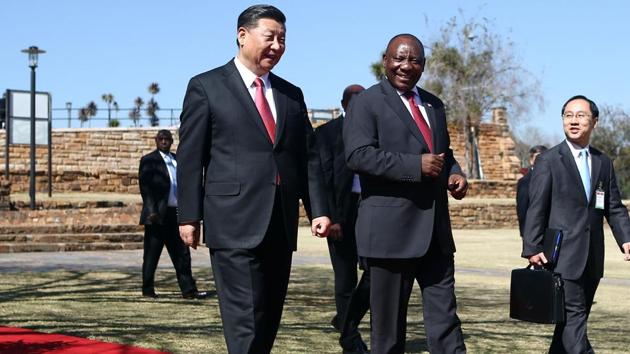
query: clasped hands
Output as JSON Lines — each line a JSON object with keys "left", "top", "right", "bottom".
{"left": 422, "top": 153, "right": 468, "bottom": 200}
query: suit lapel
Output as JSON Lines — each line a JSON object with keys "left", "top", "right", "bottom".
{"left": 221, "top": 60, "right": 274, "bottom": 144}
{"left": 421, "top": 98, "right": 440, "bottom": 152}
{"left": 270, "top": 73, "right": 286, "bottom": 149}
{"left": 381, "top": 80, "right": 425, "bottom": 144}
{"left": 559, "top": 142, "right": 589, "bottom": 204}
{"left": 589, "top": 147, "right": 602, "bottom": 200}
{"left": 152, "top": 150, "right": 168, "bottom": 178}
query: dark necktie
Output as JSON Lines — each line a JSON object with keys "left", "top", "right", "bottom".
{"left": 404, "top": 91, "right": 433, "bottom": 152}
{"left": 254, "top": 78, "right": 276, "bottom": 143}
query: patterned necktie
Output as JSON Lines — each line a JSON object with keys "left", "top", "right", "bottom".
{"left": 404, "top": 91, "right": 433, "bottom": 152}
{"left": 578, "top": 149, "right": 591, "bottom": 202}
{"left": 253, "top": 78, "right": 276, "bottom": 143}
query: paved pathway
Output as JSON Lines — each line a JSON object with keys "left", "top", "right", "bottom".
{"left": 3, "top": 227, "right": 629, "bottom": 287}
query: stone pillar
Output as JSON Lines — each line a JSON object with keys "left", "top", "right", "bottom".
{"left": 492, "top": 107, "right": 508, "bottom": 125}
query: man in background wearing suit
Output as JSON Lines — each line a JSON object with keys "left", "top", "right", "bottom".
{"left": 312, "top": 84, "right": 370, "bottom": 354}
{"left": 516, "top": 144, "right": 547, "bottom": 237}
{"left": 138, "top": 129, "right": 208, "bottom": 300}
{"left": 176, "top": 5, "right": 330, "bottom": 353}
{"left": 523, "top": 95, "right": 630, "bottom": 353}
{"left": 344, "top": 34, "right": 468, "bottom": 354}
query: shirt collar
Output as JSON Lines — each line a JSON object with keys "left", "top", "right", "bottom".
{"left": 158, "top": 150, "right": 171, "bottom": 159}
{"left": 565, "top": 140, "right": 590, "bottom": 158}
{"left": 396, "top": 87, "right": 422, "bottom": 105}
{"left": 234, "top": 56, "right": 271, "bottom": 89}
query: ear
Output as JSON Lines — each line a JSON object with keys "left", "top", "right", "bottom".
{"left": 237, "top": 27, "right": 247, "bottom": 47}
{"left": 592, "top": 116, "right": 598, "bottom": 129}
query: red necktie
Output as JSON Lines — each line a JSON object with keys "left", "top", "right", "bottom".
{"left": 254, "top": 78, "right": 276, "bottom": 143}
{"left": 404, "top": 91, "right": 433, "bottom": 152}
{"left": 254, "top": 78, "right": 280, "bottom": 185}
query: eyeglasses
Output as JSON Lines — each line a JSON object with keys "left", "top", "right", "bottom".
{"left": 562, "top": 112, "right": 592, "bottom": 120}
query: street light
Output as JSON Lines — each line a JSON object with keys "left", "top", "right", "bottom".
{"left": 21, "top": 45, "right": 45, "bottom": 210}
{"left": 66, "top": 102, "right": 72, "bottom": 128}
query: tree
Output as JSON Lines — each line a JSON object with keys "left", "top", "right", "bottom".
{"left": 591, "top": 105, "right": 630, "bottom": 198}
{"left": 85, "top": 101, "right": 97, "bottom": 128}
{"left": 129, "top": 97, "right": 144, "bottom": 127}
{"left": 101, "top": 93, "right": 115, "bottom": 125}
{"left": 78, "top": 107, "right": 89, "bottom": 128}
{"left": 146, "top": 82, "right": 160, "bottom": 126}
{"left": 370, "top": 14, "right": 543, "bottom": 179}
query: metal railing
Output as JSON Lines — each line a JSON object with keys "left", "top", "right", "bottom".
{"left": 50, "top": 107, "right": 341, "bottom": 129}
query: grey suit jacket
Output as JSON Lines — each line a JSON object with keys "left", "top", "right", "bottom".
{"left": 343, "top": 79, "right": 462, "bottom": 259}
{"left": 523, "top": 141, "right": 630, "bottom": 279}
{"left": 177, "top": 59, "right": 327, "bottom": 250}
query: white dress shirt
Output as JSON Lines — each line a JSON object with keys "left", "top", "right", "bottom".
{"left": 234, "top": 56, "right": 278, "bottom": 122}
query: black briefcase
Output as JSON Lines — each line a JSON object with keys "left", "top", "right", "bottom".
{"left": 509, "top": 265, "right": 565, "bottom": 324}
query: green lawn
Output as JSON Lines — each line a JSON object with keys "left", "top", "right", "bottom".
{"left": 1, "top": 228, "right": 628, "bottom": 353}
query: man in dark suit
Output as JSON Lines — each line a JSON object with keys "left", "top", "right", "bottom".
{"left": 523, "top": 95, "right": 630, "bottom": 353}
{"left": 344, "top": 34, "right": 468, "bottom": 354}
{"left": 312, "top": 84, "right": 370, "bottom": 354}
{"left": 516, "top": 144, "right": 547, "bottom": 237}
{"left": 176, "top": 5, "right": 330, "bottom": 353}
{"left": 138, "top": 129, "right": 207, "bottom": 299}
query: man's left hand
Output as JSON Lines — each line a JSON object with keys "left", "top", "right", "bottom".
{"left": 311, "top": 216, "right": 332, "bottom": 238}
{"left": 622, "top": 242, "right": 630, "bottom": 261}
{"left": 448, "top": 174, "right": 468, "bottom": 200}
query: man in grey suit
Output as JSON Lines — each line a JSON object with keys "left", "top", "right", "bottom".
{"left": 176, "top": 5, "right": 330, "bottom": 353}
{"left": 344, "top": 34, "right": 468, "bottom": 354}
{"left": 523, "top": 95, "right": 630, "bottom": 353}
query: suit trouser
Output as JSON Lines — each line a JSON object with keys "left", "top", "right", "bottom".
{"left": 549, "top": 272, "right": 599, "bottom": 354}
{"left": 142, "top": 207, "right": 197, "bottom": 294}
{"left": 327, "top": 193, "right": 360, "bottom": 325}
{"left": 339, "top": 257, "right": 371, "bottom": 349}
{"left": 368, "top": 242, "right": 466, "bottom": 354}
{"left": 210, "top": 193, "right": 292, "bottom": 354}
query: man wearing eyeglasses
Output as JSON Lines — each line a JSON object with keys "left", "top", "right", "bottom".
{"left": 523, "top": 95, "right": 630, "bottom": 353}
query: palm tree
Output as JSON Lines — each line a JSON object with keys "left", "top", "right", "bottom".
{"left": 147, "top": 82, "right": 160, "bottom": 126}
{"left": 78, "top": 108, "right": 89, "bottom": 128}
{"left": 86, "top": 101, "right": 98, "bottom": 128}
{"left": 129, "top": 97, "right": 144, "bottom": 127}
{"left": 101, "top": 93, "right": 115, "bottom": 125}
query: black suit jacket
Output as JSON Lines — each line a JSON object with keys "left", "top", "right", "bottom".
{"left": 343, "top": 79, "right": 463, "bottom": 258}
{"left": 523, "top": 141, "right": 630, "bottom": 279}
{"left": 139, "top": 149, "right": 174, "bottom": 225}
{"left": 516, "top": 169, "right": 532, "bottom": 237}
{"left": 177, "top": 59, "right": 326, "bottom": 251}
{"left": 312, "top": 115, "right": 356, "bottom": 225}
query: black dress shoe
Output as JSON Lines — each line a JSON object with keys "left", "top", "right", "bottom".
{"left": 342, "top": 337, "right": 368, "bottom": 354}
{"left": 142, "top": 292, "right": 158, "bottom": 299}
{"left": 182, "top": 291, "right": 210, "bottom": 299}
{"left": 331, "top": 315, "right": 341, "bottom": 332}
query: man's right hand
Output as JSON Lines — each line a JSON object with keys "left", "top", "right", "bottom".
{"left": 179, "top": 222, "right": 201, "bottom": 249}
{"left": 528, "top": 252, "right": 548, "bottom": 267}
{"left": 421, "top": 153, "right": 445, "bottom": 177}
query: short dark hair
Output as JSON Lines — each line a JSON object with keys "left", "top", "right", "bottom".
{"left": 236, "top": 5, "right": 286, "bottom": 46}
{"left": 156, "top": 129, "right": 173, "bottom": 140}
{"left": 529, "top": 145, "right": 547, "bottom": 157}
{"left": 561, "top": 95, "right": 599, "bottom": 119}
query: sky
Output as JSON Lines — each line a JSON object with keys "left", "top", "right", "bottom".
{"left": 3, "top": 0, "right": 630, "bottom": 142}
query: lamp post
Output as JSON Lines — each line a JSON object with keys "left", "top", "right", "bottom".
{"left": 66, "top": 102, "right": 72, "bottom": 128}
{"left": 21, "top": 45, "right": 45, "bottom": 210}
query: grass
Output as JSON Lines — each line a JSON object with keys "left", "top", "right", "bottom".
{"left": 0, "top": 228, "right": 628, "bottom": 353}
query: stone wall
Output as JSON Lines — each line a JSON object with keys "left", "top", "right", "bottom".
{"left": 0, "top": 115, "right": 521, "bottom": 196}
{"left": 0, "top": 178, "right": 10, "bottom": 210}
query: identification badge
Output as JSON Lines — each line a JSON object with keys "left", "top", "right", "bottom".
{"left": 595, "top": 182, "right": 605, "bottom": 210}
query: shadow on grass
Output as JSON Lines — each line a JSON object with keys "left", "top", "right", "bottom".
{"left": 0, "top": 266, "right": 627, "bottom": 353}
